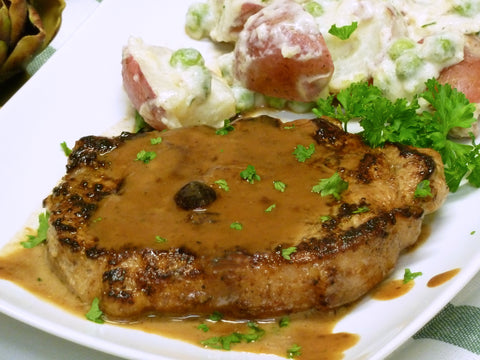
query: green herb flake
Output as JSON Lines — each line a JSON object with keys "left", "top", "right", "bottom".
{"left": 200, "top": 322, "right": 265, "bottom": 350}
{"left": 214, "top": 179, "right": 230, "bottom": 192}
{"left": 230, "top": 222, "right": 243, "bottom": 230}
{"left": 60, "top": 141, "right": 72, "bottom": 156}
{"left": 471, "top": 230, "right": 476, "bottom": 235}
{"left": 312, "top": 173, "right": 348, "bottom": 200}
{"left": 414, "top": 180, "right": 433, "bottom": 198}
{"left": 293, "top": 143, "right": 315, "bottom": 162}
{"left": 281, "top": 246, "right": 297, "bottom": 260}
{"left": 320, "top": 215, "right": 332, "bottom": 222}
{"left": 240, "top": 165, "right": 261, "bottom": 184}
{"left": 134, "top": 111, "right": 148, "bottom": 133}
{"left": 209, "top": 311, "right": 224, "bottom": 322}
{"left": 155, "top": 236, "right": 167, "bottom": 243}
{"left": 352, "top": 206, "right": 370, "bottom": 214}
{"left": 265, "top": 204, "right": 276, "bottom": 213}
{"left": 216, "top": 119, "right": 235, "bottom": 135}
{"left": 135, "top": 150, "right": 157, "bottom": 164}
{"left": 403, "top": 268, "right": 423, "bottom": 284}
{"left": 313, "top": 78, "right": 480, "bottom": 192}
{"left": 197, "top": 323, "right": 209, "bottom": 332}
{"left": 328, "top": 21, "right": 358, "bottom": 40}
{"left": 150, "top": 136, "right": 163, "bottom": 145}
{"left": 273, "top": 180, "right": 287, "bottom": 192}
{"left": 283, "top": 124, "right": 296, "bottom": 130}
{"left": 279, "top": 316, "right": 290, "bottom": 328}
{"left": 287, "top": 344, "right": 302, "bottom": 358}
{"left": 21, "top": 212, "right": 50, "bottom": 249}
{"left": 85, "top": 297, "right": 104, "bottom": 324}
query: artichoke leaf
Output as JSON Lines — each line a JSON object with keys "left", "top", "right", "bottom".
{"left": 29, "top": 0, "right": 65, "bottom": 47}
{"left": 0, "top": 4, "right": 45, "bottom": 80}
{"left": 0, "top": 1, "right": 11, "bottom": 45}
{"left": 0, "top": 40, "right": 7, "bottom": 65}
{"left": 8, "top": 0, "right": 28, "bottom": 45}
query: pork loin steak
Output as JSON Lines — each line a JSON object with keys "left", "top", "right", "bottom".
{"left": 43, "top": 116, "right": 448, "bottom": 320}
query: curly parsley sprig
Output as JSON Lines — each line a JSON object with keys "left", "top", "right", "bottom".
{"left": 313, "top": 78, "right": 480, "bottom": 192}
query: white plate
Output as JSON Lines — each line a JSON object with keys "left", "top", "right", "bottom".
{"left": 1, "top": 0, "right": 480, "bottom": 359}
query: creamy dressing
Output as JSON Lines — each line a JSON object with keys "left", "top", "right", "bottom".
{"left": 124, "top": 37, "right": 236, "bottom": 129}
{"left": 187, "top": 0, "right": 480, "bottom": 101}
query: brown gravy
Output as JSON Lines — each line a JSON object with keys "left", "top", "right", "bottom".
{"left": 427, "top": 268, "right": 461, "bottom": 288}
{"left": 0, "top": 235, "right": 359, "bottom": 360}
{"left": 370, "top": 279, "right": 415, "bottom": 301}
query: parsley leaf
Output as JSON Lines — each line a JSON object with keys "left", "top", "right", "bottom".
{"left": 281, "top": 246, "right": 297, "bottom": 260}
{"left": 21, "top": 212, "right": 50, "bottom": 248}
{"left": 287, "top": 344, "right": 302, "bottom": 358}
{"left": 240, "top": 165, "right": 261, "bottom": 183}
{"left": 209, "top": 311, "right": 224, "bottom": 322}
{"left": 230, "top": 222, "right": 243, "bottom": 230}
{"left": 279, "top": 316, "right": 290, "bottom": 328}
{"left": 403, "top": 268, "right": 423, "bottom": 284}
{"left": 414, "top": 180, "right": 433, "bottom": 198}
{"left": 312, "top": 173, "right": 348, "bottom": 200}
{"left": 85, "top": 297, "right": 104, "bottom": 324}
{"left": 214, "top": 179, "right": 230, "bottom": 191}
{"left": 216, "top": 119, "right": 235, "bottom": 135}
{"left": 150, "top": 136, "right": 163, "bottom": 145}
{"left": 135, "top": 150, "right": 157, "bottom": 164}
{"left": 273, "top": 180, "right": 287, "bottom": 192}
{"left": 293, "top": 143, "right": 315, "bottom": 162}
{"left": 265, "top": 204, "right": 276, "bottom": 213}
{"left": 328, "top": 21, "right": 358, "bottom": 40}
{"left": 313, "top": 78, "right": 480, "bottom": 192}
{"left": 197, "top": 323, "right": 209, "bottom": 332}
{"left": 60, "top": 141, "right": 72, "bottom": 156}
{"left": 201, "top": 321, "right": 265, "bottom": 350}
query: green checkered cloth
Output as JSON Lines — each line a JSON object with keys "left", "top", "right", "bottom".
{"left": 24, "top": 1, "right": 480, "bottom": 359}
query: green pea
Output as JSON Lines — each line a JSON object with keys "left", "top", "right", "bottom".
{"left": 170, "top": 48, "right": 205, "bottom": 68}
{"left": 388, "top": 38, "right": 416, "bottom": 60}
{"left": 304, "top": 1, "right": 324, "bottom": 17}
{"left": 395, "top": 52, "right": 423, "bottom": 79}
{"left": 233, "top": 86, "right": 256, "bottom": 112}
{"left": 185, "top": 3, "right": 211, "bottom": 39}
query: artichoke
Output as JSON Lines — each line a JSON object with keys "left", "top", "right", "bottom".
{"left": 0, "top": 0, "right": 65, "bottom": 82}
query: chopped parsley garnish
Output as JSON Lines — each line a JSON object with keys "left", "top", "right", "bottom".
{"left": 273, "top": 180, "right": 287, "bottom": 192}
{"left": 403, "top": 268, "right": 423, "bottom": 284}
{"left": 201, "top": 321, "right": 265, "bottom": 350}
{"left": 197, "top": 323, "right": 210, "bottom": 332}
{"left": 209, "top": 311, "right": 224, "bottom": 322}
{"left": 230, "top": 222, "right": 243, "bottom": 230}
{"left": 214, "top": 179, "right": 230, "bottom": 191}
{"left": 265, "top": 204, "right": 276, "bottom": 213}
{"left": 313, "top": 79, "right": 480, "bottom": 192}
{"left": 328, "top": 21, "right": 358, "bottom": 40}
{"left": 85, "top": 297, "right": 104, "bottom": 324}
{"left": 287, "top": 344, "right": 302, "bottom": 358}
{"left": 21, "top": 212, "right": 50, "bottom": 248}
{"left": 414, "top": 180, "right": 433, "bottom": 198}
{"left": 150, "top": 136, "right": 163, "bottom": 145}
{"left": 134, "top": 111, "right": 148, "bottom": 133}
{"left": 279, "top": 316, "right": 290, "bottom": 328}
{"left": 155, "top": 235, "right": 167, "bottom": 243}
{"left": 281, "top": 246, "right": 297, "bottom": 260}
{"left": 312, "top": 173, "right": 348, "bottom": 200}
{"left": 293, "top": 143, "right": 315, "bottom": 162}
{"left": 60, "top": 141, "right": 72, "bottom": 156}
{"left": 216, "top": 119, "right": 235, "bottom": 135}
{"left": 240, "top": 165, "right": 261, "bottom": 183}
{"left": 135, "top": 150, "right": 157, "bottom": 164}
{"left": 352, "top": 206, "right": 370, "bottom": 214}
{"left": 320, "top": 215, "right": 332, "bottom": 222}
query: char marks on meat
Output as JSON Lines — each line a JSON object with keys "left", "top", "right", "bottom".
{"left": 43, "top": 116, "right": 448, "bottom": 320}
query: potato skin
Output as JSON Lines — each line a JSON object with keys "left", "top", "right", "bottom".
{"left": 234, "top": 0, "right": 334, "bottom": 102}
{"left": 122, "top": 53, "right": 167, "bottom": 130}
{"left": 438, "top": 36, "right": 480, "bottom": 103}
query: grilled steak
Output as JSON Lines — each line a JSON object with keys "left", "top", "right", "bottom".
{"left": 43, "top": 116, "right": 448, "bottom": 320}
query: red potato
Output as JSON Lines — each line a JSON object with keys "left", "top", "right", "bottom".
{"left": 438, "top": 40, "right": 480, "bottom": 103}
{"left": 121, "top": 38, "right": 236, "bottom": 130}
{"left": 122, "top": 52, "right": 167, "bottom": 130}
{"left": 233, "top": 0, "right": 334, "bottom": 102}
